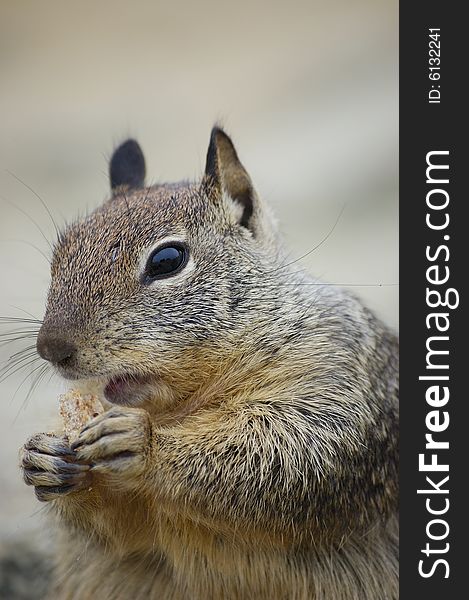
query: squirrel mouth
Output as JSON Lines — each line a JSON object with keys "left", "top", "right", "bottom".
{"left": 104, "top": 373, "right": 152, "bottom": 405}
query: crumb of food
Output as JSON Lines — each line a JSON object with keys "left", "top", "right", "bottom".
{"left": 59, "top": 389, "right": 104, "bottom": 441}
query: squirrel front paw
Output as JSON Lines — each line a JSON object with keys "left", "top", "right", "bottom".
{"left": 21, "top": 433, "right": 91, "bottom": 502}
{"left": 70, "top": 406, "right": 151, "bottom": 484}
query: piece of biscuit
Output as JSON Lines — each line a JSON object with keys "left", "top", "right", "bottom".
{"left": 59, "top": 389, "right": 104, "bottom": 441}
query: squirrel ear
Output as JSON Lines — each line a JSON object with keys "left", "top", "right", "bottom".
{"left": 109, "top": 139, "right": 146, "bottom": 193}
{"left": 204, "top": 127, "right": 254, "bottom": 229}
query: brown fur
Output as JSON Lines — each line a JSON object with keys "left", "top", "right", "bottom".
{"left": 21, "top": 127, "right": 398, "bottom": 599}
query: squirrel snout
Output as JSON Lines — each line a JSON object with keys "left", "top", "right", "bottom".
{"left": 36, "top": 331, "right": 77, "bottom": 366}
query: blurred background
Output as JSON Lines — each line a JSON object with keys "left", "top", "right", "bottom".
{"left": 0, "top": 0, "right": 397, "bottom": 574}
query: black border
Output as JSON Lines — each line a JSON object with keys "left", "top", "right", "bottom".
{"left": 400, "top": 3, "right": 465, "bottom": 596}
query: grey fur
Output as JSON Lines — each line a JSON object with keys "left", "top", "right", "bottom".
{"left": 20, "top": 128, "right": 398, "bottom": 599}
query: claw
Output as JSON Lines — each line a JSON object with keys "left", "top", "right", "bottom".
{"left": 21, "top": 450, "right": 89, "bottom": 473}
{"left": 34, "top": 483, "right": 86, "bottom": 502}
{"left": 24, "top": 433, "right": 75, "bottom": 457}
{"left": 21, "top": 432, "right": 91, "bottom": 502}
{"left": 23, "top": 466, "right": 90, "bottom": 487}
{"left": 71, "top": 414, "right": 137, "bottom": 452}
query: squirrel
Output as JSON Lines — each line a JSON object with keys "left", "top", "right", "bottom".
{"left": 20, "top": 126, "right": 398, "bottom": 600}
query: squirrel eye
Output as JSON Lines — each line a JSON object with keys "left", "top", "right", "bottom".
{"left": 142, "top": 243, "right": 188, "bottom": 283}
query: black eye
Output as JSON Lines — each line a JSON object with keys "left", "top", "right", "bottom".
{"left": 142, "top": 243, "right": 188, "bottom": 283}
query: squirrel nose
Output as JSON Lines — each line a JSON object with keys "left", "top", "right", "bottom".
{"left": 36, "top": 332, "right": 77, "bottom": 366}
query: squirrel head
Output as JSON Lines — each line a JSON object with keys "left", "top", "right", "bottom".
{"left": 36, "top": 127, "right": 282, "bottom": 408}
